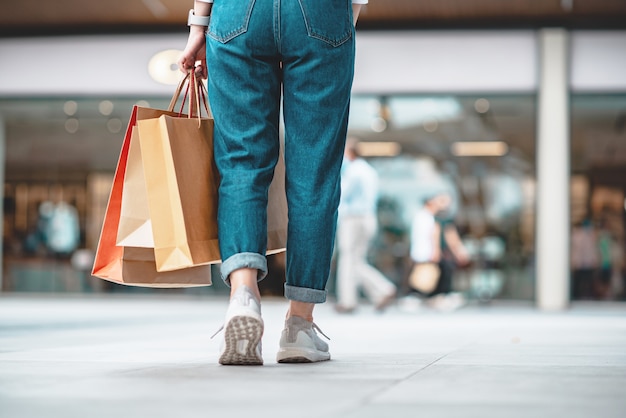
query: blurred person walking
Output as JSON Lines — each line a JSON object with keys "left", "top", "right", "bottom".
{"left": 178, "top": 0, "right": 366, "bottom": 365}
{"left": 404, "top": 192, "right": 465, "bottom": 312}
{"left": 429, "top": 217, "right": 469, "bottom": 311}
{"left": 335, "top": 138, "right": 397, "bottom": 313}
{"left": 570, "top": 219, "right": 598, "bottom": 299}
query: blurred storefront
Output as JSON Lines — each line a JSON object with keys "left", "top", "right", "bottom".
{"left": 0, "top": 29, "right": 625, "bottom": 306}
{"left": 347, "top": 94, "right": 536, "bottom": 302}
{"left": 570, "top": 94, "right": 626, "bottom": 301}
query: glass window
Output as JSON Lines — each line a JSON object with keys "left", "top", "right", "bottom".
{"left": 0, "top": 94, "right": 538, "bottom": 301}
{"left": 345, "top": 94, "right": 537, "bottom": 301}
{"left": 570, "top": 94, "right": 626, "bottom": 301}
{"left": 0, "top": 97, "right": 226, "bottom": 295}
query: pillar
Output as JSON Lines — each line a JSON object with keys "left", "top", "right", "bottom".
{"left": 536, "top": 29, "right": 570, "bottom": 310}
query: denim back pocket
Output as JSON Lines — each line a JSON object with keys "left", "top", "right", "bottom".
{"left": 298, "top": 0, "right": 352, "bottom": 47}
{"left": 207, "top": 0, "right": 256, "bottom": 43}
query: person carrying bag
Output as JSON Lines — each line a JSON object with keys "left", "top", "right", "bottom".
{"left": 93, "top": 71, "right": 288, "bottom": 286}
{"left": 178, "top": 0, "right": 367, "bottom": 365}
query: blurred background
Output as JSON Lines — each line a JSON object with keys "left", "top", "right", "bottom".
{"left": 0, "top": 0, "right": 625, "bottom": 307}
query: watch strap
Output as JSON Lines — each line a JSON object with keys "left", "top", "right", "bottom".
{"left": 187, "top": 9, "right": 210, "bottom": 27}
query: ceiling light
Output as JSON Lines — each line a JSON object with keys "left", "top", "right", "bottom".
{"left": 357, "top": 141, "right": 401, "bottom": 157}
{"left": 63, "top": 101, "right": 77, "bottom": 116}
{"left": 370, "top": 117, "right": 387, "bottom": 132}
{"left": 388, "top": 97, "right": 461, "bottom": 129}
{"left": 65, "top": 118, "right": 79, "bottom": 134}
{"left": 107, "top": 118, "right": 123, "bottom": 134}
{"left": 474, "top": 98, "right": 490, "bottom": 114}
{"left": 99, "top": 100, "right": 114, "bottom": 116}
{"left": 148, "top": 49, "right": 183, "bottom": 85}
{"left": 423, "top": 119, "right": 439, "bottom": 133}
{"left": 451, "top": 141, "right": 508, "bottom": 157}
{"left": 142, "top": 0, "right": 169, "bottom": 18}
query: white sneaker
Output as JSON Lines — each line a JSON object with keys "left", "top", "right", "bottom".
{"left": 428, "top": 292, "right": 466, "bottom": 312}
{"left": 276, "top": 316, "right": 330, "bottom": 363}
{"left": 397, "top": 294, "right": 423, "bottom": 313}
{"left": 217, "top": 286, "right": 263, "bottom": 365}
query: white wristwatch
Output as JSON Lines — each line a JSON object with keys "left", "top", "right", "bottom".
{"left": 187, "top": 9, "right": 210, "bottom": 27}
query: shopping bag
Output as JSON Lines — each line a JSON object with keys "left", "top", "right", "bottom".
{"left": 266, "top": 144, "right": 288, "bottom": 255}
{"left": 115, "top": 73, "right": 197, "bottom": 248}
{"left": 124, "top": 110, "right": 287, "bottom": 265}
{"left": 138, "top": 73, "right": 288, "bottom": 272}
{"left": 93, "top": 71, "right": 288, "bottom": 283}
{"left": 116, "top": 125, "right": 154, "bottom": 247}
{"left": 408, "top": 262, "right": 440, "bottom": 294}
{"left": 120, "top": 247, "right": 212, "bottom": 287}
{"left": 91, "top": 100, "right": 212, "bottom": 287}
{"left": 137, "top": 112, "right": 220, "bottom": 271}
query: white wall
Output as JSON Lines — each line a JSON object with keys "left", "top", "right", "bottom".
{"left": 1, "top": 30, "right": 626, "bottom": 97}
{"left": 0, "top": 31, "right": 538, "bottom": 97}
{"left": 571, "top": 31, "right": 626, "bottom": 92}
{"left": 0, "top": 34, "right": 187, "bottom": 96}
{"left": 353, "top": 31, "right": 537, "bottom": 93}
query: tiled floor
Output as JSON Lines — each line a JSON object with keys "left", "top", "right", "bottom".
{"left": 1, "top": 295, "right": 625, "bottom": 418}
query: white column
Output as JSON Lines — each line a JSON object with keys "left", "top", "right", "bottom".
{"left": 536, "top": 29, "right": 570, "bottom": 310}
{"left": 0, "top": 114, "right": 5, "bottom": 292}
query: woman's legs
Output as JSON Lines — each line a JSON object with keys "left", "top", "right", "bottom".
{"left": 280, "top": 0, "right": 355, "bottom": 306}
{"left": 287, "top": 301, "right": 315, "bottom": 322}
{"left": 207, "top": 0, "right": 279, "bottom": 365}
{"left": 207, "top": 0, "right": 355, "bottom": 364}
{"left": 207, "top": 0, "right": 281, "bottom": 288}
{"left": 276, "top": 0, "right": 355, "bottom": 363}
{"left": 230, "top": 268, "right": 261, "bottom": 301}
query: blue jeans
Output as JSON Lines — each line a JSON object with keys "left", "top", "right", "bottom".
{"left": 206, "top": 0, "right": 355, "bottom": 303}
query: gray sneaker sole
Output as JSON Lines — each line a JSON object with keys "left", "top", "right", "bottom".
{"left": 276, "top": 348, "right": 331, "bottom": 364}
{"left": 219, "top": 316, "right": 263, "bottom": 366}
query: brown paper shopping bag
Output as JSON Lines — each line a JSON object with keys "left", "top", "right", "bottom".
{"left": 266, "top": 144, "right": 288, "bottom": 255}
{"left": 138, "top": 113, "right": 288, "bottom": 271}
{"left": 116, "top": 126, "right": 154, "bottom": 248}
{"left": 115, "top": 73, "right": 197, "bottom": 248}
{"left": 120, "top": 247, "right": 212, "bottom": 287}
{"left": 91, "top": 103, "right": 212, "bottom": 287}
{"left": 94, "top": 71, "right": 288, "bottom": 282}
{"left": 137, "top": 111, "right": 221, "bottom": 271}
{"left": 138, "top": 74, "right": 288, "bottom": 272}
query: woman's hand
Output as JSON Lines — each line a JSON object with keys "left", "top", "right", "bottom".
{"left": 178, "top": 25, "right": 208, "bottom": 79}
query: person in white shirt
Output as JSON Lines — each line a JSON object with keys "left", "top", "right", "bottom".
{"left": 410, "top": 195, "right": 448, "bottom": 265}
{"left": 336, "top": 138, "right": 397, "bottom": 313}
{"left": 408, "top": 192, "right": 467, "bottom": 311}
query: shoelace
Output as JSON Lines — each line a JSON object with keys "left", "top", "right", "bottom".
{"left": 211, "top": 321, "right": 330, "bottom": 340}
{"left": 210, "top": 325, "right": 224, "bottom": 339}
{"left": 312, "top": 322, "right": 330, "bottom": 340}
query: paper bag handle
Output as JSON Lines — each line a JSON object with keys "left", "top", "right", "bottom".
{"left": 190, "top": 71, "right": 213, "bottom": 119}
{"left": 168, "top": 71, "right": 213, "bottom": 122}
{"left": 168, "top": 72, "right": 191, "bottom": 113}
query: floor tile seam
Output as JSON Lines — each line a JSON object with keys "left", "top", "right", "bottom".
{"left": 430, "top": 361, "right": 626, "bottom": 369}
{"left": 333, "top": 350, "right": 453, "bottom": 416}
{"left": 348, "top": 399, "right": 626, "bottom": 409}
{"left": 345, "top": 325, "right": 508, "bottom": 411}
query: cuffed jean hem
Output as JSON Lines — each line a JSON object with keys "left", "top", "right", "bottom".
{"left": 284, "top": 284, "right": 327, "bottom": 304}
{"left": 220, "top": 252, "right": 268, "bottom": 286}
